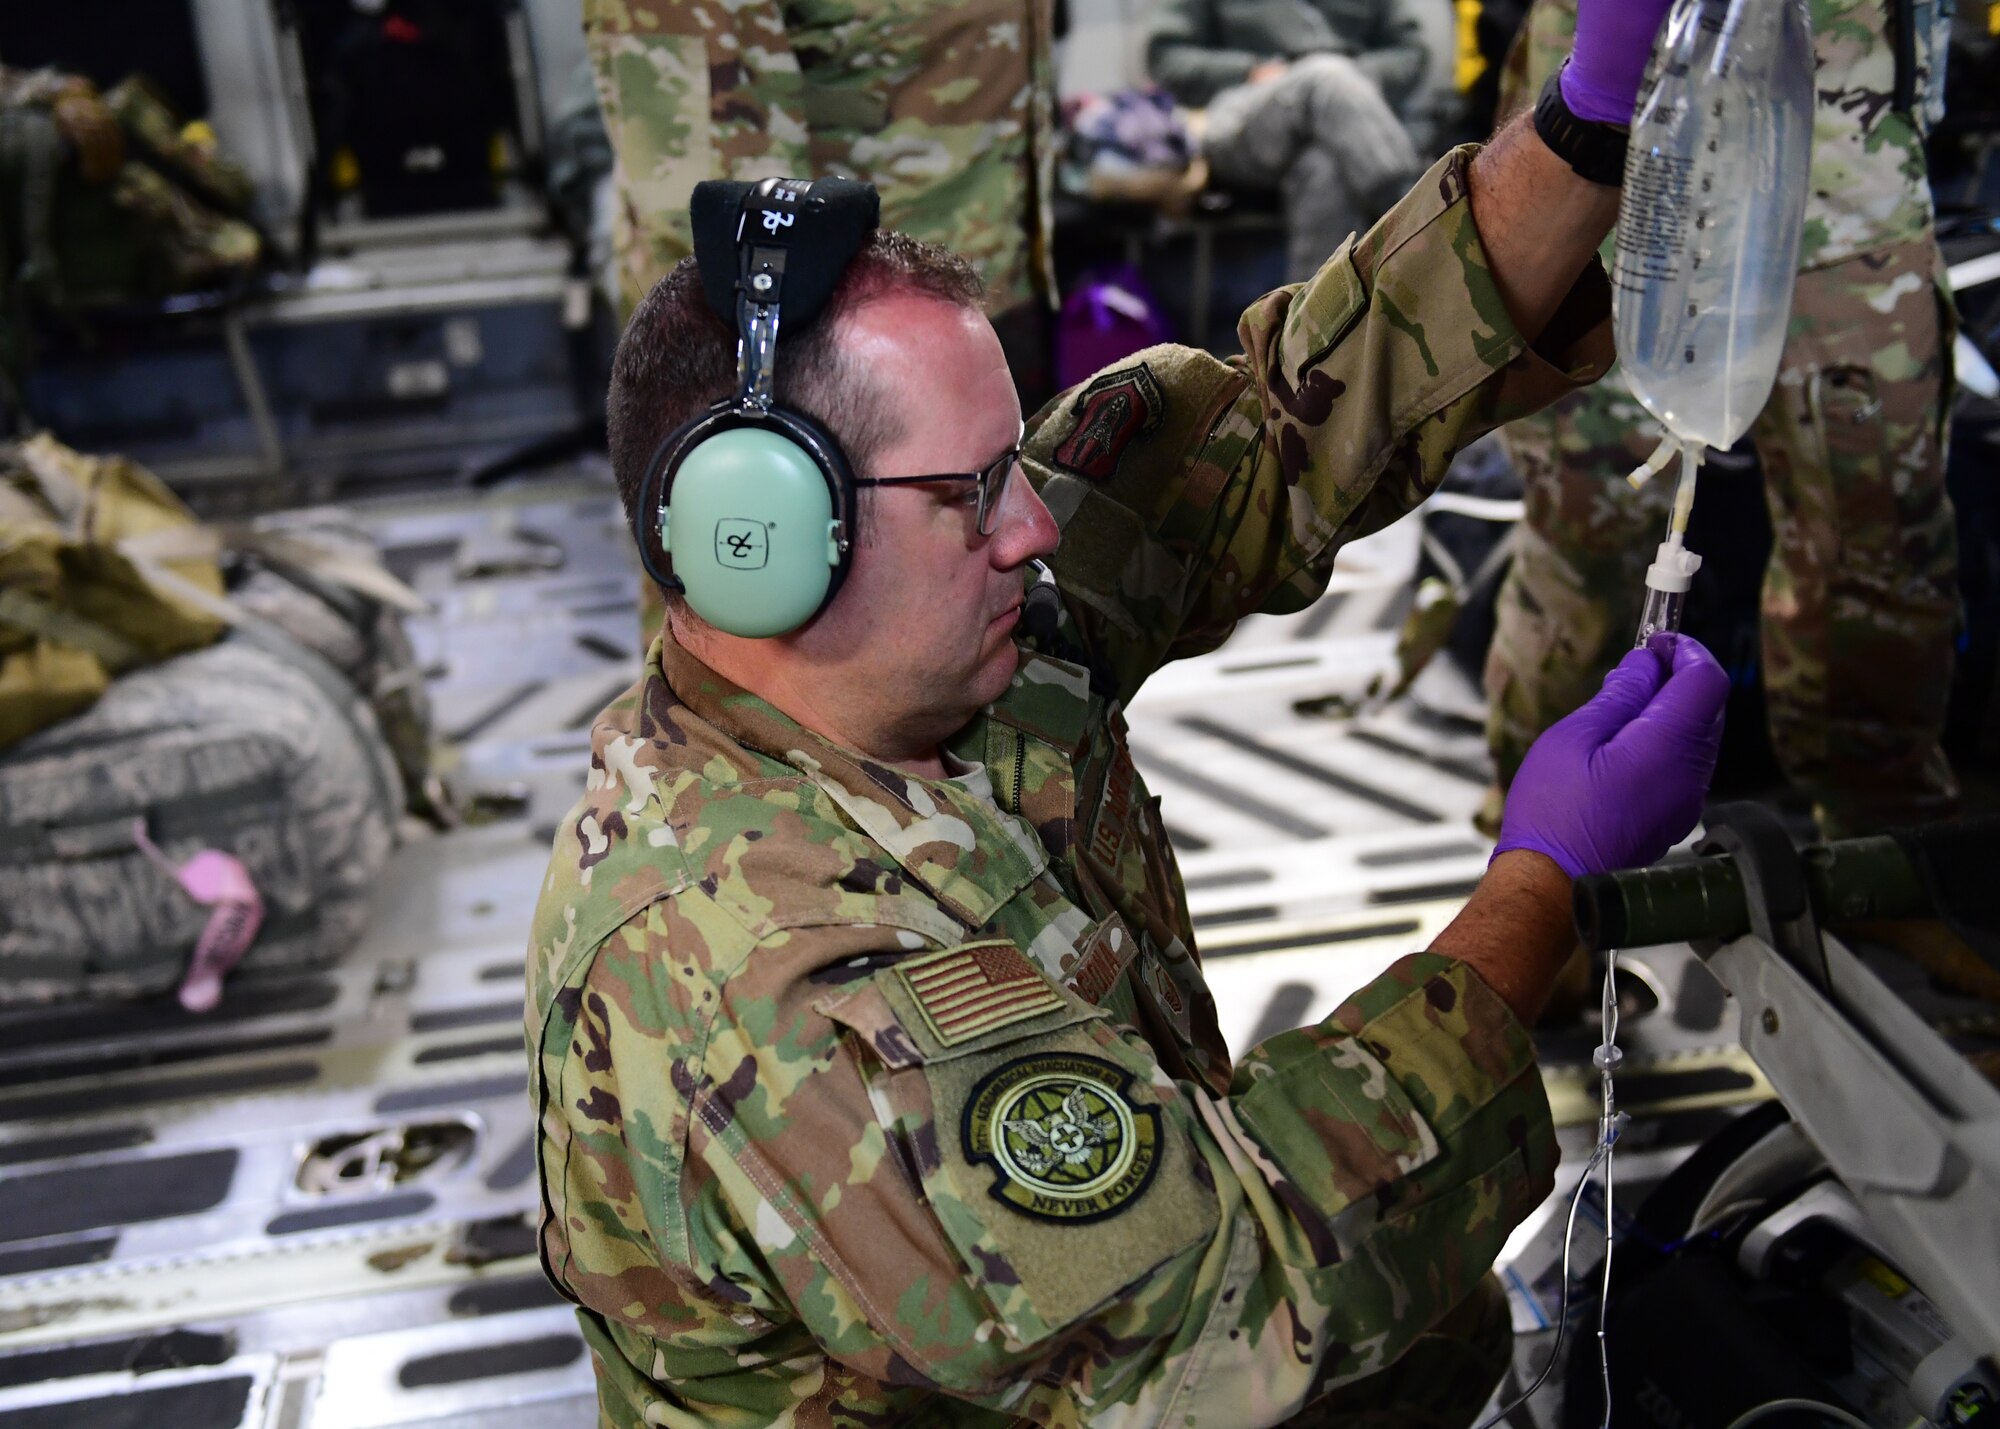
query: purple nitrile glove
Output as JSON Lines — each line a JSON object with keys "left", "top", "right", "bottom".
{"left": 1563, "top": 0, "right": 1678, "bottom": 125}
{"left": 1494, "top": 634, "right": 1730, "bottom": 879}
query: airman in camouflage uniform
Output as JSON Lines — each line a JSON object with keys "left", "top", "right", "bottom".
{"left": 582, "top": 0, "right": 1055, "bottom": 316}
{"left": 527, "top": 139, "right": 1636, "bottom": 1425}
{"left": 1483, "top": 0, "right": 1960, "bottom": 837}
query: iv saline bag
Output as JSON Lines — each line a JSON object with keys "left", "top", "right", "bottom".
{"left": 1611, "top": 0, "right": 1814, "bottom": 643}
{"left": 1613, "top": 0, "right": 1815, "bottom": 452}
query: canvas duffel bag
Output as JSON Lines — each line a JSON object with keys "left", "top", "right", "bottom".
{"left": 0, "top": 631, "right": 400, "bottom": 1003}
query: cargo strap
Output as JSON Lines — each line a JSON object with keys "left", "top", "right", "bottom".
{"left": 0, "top": 776, "right": 286, "bottom": 865}
{"left": 0, "top": 586, "right": 143, "bottom": 671}
{"left": 119, "top": 555, "right": 406, "bottom": 826}
{"left": 120, "top": 523, "right": 429, "bottom": 615}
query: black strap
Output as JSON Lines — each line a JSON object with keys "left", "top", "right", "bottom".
{"left": 1533, "top": 66, "right": 1629, "bottom": 188}
{"left": 1892, "top": 0, "right": 1918, "bottom": 121}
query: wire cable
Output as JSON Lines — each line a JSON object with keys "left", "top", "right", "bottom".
{"left": 1719, "top": 1397, "right": 1874, "bottom": 1429}
{"left": 1594, "top": 949, "right": 1624, "bottom": 1429}
{"left": 1471, "top": 1138, "right": 1610, "bottom": 1429}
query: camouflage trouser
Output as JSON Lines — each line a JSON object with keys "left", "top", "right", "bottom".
{"left": 1485, "top": 234, "right": 1961, "bottom": 836}
{"left": 1281, "top": 1272, "right": 1512, "bottom": 1428}
{"left": 1201, "top": 54, "right": 1422, "bottom": 284}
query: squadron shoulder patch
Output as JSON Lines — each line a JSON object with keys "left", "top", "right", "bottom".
{"left": 895, "top": 941, "right": 1064, "bottom": 1049}
{"left": 1052, "top": 364, "right": 1164, "bottom": 481}
{"left": 962, "top": 1053, "right": 1161, "bottom": 1222}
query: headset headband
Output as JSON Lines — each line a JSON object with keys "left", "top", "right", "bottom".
{"left": 688, "top": 176, "right": 882, "bottom": 409}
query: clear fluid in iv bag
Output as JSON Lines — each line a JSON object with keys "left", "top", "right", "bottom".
{"left": 1612, "top": 0, "right": 1815, "bottom": 452}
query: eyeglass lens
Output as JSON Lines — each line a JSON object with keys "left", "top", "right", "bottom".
{"left": 977, "top": 451, "right": 1017, "bottom": 537}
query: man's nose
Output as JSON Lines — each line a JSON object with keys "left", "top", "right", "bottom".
{"left": 990, "top": 463, "right": 1060, "bottom": 565}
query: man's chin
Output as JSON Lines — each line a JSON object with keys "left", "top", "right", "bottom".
{"left": 971, "top": 640, "right": 1022, "bottom": 708}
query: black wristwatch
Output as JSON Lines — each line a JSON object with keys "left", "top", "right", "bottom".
{"left": 1533, "top": 64, "right": 1629, "bottom": 187}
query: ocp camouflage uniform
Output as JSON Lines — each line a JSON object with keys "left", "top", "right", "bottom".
{"left": 1483, "top": 0, "right": 1959, "bottom": 836}
{"left": 583, "top": 0, "right": 1056, "bottom": 316}
{"left": 527, "top": 148, "right": 1615, "bottom": 1426}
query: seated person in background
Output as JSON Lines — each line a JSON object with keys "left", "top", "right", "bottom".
{"left": 1143, "top": 0, "right": 1431, "bottom": 280}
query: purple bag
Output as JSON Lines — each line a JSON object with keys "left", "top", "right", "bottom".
{"left": 1055, "top": 264, "right": 1174, "bottom": 391}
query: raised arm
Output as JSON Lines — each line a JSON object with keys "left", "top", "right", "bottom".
{"left": 1466, "top": 110, "right": 1620, "bottom": 344}
{"left": 1468, "top": 0, "right": 1674, "bottom": 340}
{"left": 1029, "top": 0, "right": 1675, "bottom": 705}
{"left": 1026, "top": 143, "right": 1618, "bottom": 705}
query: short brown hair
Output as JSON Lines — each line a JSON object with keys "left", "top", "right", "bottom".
{"left": 607, "top": 230, "right": 985, "bottom": 567}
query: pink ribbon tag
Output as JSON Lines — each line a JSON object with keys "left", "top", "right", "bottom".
{"left": 132, "top": 822, "right": 265, "bottom": 1013}
{"left": 174, "top": 851, "right": 265, "bottom": 1012}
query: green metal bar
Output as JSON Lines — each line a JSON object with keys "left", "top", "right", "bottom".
{"left": 1573, "top": 835, "right": 1932, "bottom": 952}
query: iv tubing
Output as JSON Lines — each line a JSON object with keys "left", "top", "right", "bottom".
{"left": 1594, "top": 951, "right": 1624, "bottom": 1429}
{"left": 1637, "top": 440, "right": 1703, "bottom": 644}
{"left": 1625, "top": 435, "right": 1678, "bottom": 490}
{"left": 1470, "top": 964, "right": 1628, "bottom": 1429}
{"left": 1667, "top": 439, "right": 1701, "bottom": 539}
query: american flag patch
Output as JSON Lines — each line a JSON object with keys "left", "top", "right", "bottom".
{"left": 896, "top": 941, "right": 1065, "bottom": 1049}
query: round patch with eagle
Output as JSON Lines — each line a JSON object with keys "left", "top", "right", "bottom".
{"left": 962, "top": 1054, "right": 1161, "bottom": 1222}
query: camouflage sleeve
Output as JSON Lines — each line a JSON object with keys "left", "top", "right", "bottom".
{"left": 1141, "top": 0, "right": 1262, "bottom": 108}
{"left": 1352, "top": 0, "right": 1431, "bottom": 112}
{"left": 545, "top": 905, "right": 1555, "bottom": 1422}
{"left": 1024, "top": 144, "right": 1613, "bottom": 704}
{"left": 582, "top": 0, "right": 812, "bottom": 307}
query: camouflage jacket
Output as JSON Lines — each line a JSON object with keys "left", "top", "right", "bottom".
{"left": 583, "top": 0, "right": 1055, "bottom": 313}
{"left": 527, "top": 149, "right": 1612, "bottom": 1427}
{"left": 1501, "top": 0, "right": 1934, "bottom": 270}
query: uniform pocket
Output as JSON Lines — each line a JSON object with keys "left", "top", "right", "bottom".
{"left": 1234, "top": 1034, "right": 1443, "bottom": 1256}
{"left": 1807, "top": 364, "right": 1899, "bottom": 547}
{"left": 1279, "top": 236, "right": 1368, "bottom": 380}
{"left": 1292, "top": 1147, "right": 1531, "bottom": 1393}
{"left": 820, "top": 950, "right": 1219, "bottom": 1344}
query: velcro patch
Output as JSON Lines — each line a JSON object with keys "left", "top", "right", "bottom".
{"left": 962, "top": 1053, "right": 1162, "bottom": 1222}
{"left": 1052, "top": 364, "right": 1164, "bottom": 481}
{"left": 895, "top": 941, "right": 1064, "bottom": 1049}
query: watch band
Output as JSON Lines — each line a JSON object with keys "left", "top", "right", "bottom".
{"left": 1533, "top": 65, "right": 1630, "bottom": 187}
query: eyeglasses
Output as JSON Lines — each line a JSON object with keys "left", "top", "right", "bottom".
{"left": 853, "top": 432, "right": 1023, "bottom": 537}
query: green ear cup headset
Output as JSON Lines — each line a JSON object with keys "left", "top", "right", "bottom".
{"left": 633, "top": 176, "right": 881, "bottom": 638}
